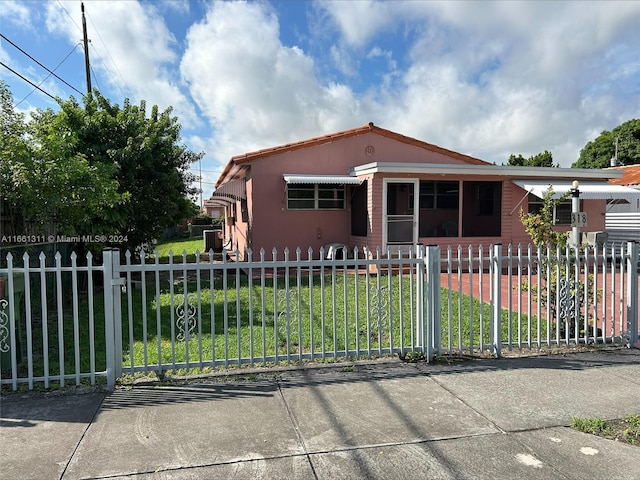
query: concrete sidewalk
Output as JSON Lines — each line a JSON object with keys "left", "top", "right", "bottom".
{"left": 1, "top": 349, "right": 639, "bottom": 480}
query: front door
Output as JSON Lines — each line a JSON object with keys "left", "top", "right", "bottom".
{"left": 384, "top": 180, "right": 418, "bottom": 249}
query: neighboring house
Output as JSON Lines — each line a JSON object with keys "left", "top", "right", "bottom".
{"left": 210, "top": 122, "right": 639, "bottom": 260}
{"left": 201, "top": 199, "right": 224, "bottom": 219}
{"left": 606, "top": 164, "right": 640, "bottom": 244}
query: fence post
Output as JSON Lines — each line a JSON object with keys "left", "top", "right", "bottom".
{"left": 4, "top": 253, "right": 18, "bottom": 390}
{"left": 416, "top": 246, "right": 424, "bottom": 355}
{"left": 422, "top": 245, "right": 441, "bottom": 361}
{"left": 491, "top": 244, "right": 502, "bottom": 358}
{"left": 102, "top": 248, "right": 123, "bottom": 389}
{"left": 626, "top": 242, "right": 639, "bottom": 346}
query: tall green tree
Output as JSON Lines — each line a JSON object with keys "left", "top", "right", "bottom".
{"left": 0, "top": 80, "right": 30, "bottom": 235}
{"left": 1, "top": 81, "right": 123, "bottom": 238}
{"left": 507, "top": 150, "right": 556, "bottom": 167}
{"left": 57, "top": 91, "right": 201, "bottom": 250}
{"left": 573, "top": 118, "right": 640, "bottom": 168}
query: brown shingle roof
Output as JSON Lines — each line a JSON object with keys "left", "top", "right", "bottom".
{"left": 216, "top": 122, "right": 490, "bottom": 187}
{"left": 608, "top": 165, "right": 640, "bottom": 186}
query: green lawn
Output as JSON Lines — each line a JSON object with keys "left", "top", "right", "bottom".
{"left": 150, "top": 237, "right": 206, "bottom": 259}
{"left": 118, "top": 271, "right": 543, "bottom": 371}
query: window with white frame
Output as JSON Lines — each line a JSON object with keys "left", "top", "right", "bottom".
{"left": 287, "top": 183, "right": 345, "bottom": 210}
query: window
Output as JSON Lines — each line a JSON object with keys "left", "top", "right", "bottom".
{"left": 477, "top": 183, "right": 497, "bottom": 216}
{"left": 351, "top": 180, "right": 368, "bottom": 236}
{"left": 413, "top": 181, "right": 459, "bottom": 237}
{"left": 412, "top": 181, "right": 459, "bottom": 210}
{"left": 527, "top": 195, "right": 573, "bottom": 225}
{"left": 462, "top": 181, "right": 502, "bottom": 237}
{"left": 287, "top": 183, "right": 345, "bottom": 210}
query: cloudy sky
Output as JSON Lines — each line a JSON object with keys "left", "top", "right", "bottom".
{"left": 2, "top": 0, "right": 639, "bottom": 199}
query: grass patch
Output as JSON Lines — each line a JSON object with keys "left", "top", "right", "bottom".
{"left": 571, "top": 415, "right": 640, "bottom": 446}
{"left": 151, "top": 237, "right": 206, "bottom": 259}
{"left": 571, "top": 417, "right": 612, "bottom": 436}
{"left": 622, "top": 415, "right": 640, "bottom": 445}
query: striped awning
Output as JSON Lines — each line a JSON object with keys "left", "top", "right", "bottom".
{"left": 283, "top": 174, "right": 362, "bottom": 185}
{"left": 210, "top": 178, "right": 246, "bottom": 204}
{"left": 513, "top": 180, "right": 640, "bottom": 202}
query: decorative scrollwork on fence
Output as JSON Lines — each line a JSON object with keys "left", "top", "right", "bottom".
{"left": 558, "top": 278, "right": 581, "bottom": 322}
{"left": 175, "top": 302, "right": 197, "bottom": 341}
{"left": 0, "top": 299, "right": 9, "bottom": 353}
{"left": 277, "top": 289, "right": 297, "bottom": 338}
{"left": 368, "top": 286, "right": 389, "bottom": 338}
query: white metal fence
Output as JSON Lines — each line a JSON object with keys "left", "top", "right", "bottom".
{"left": 1, "top": 243, "right": 638, "bottom": 391}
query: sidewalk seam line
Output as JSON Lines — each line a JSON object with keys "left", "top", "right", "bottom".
{"left": 276, "top": 379, "right": 319, "bottom": 480}
{"left": 58, "top": 392, "right": 107, "bottom": 480}
{"left": 427, "top": 374, "right": 508, "bottom": 435}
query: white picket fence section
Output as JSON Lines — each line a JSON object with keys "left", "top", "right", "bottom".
{"left": 1, "top": 243, "right": 638, "bottom": 391}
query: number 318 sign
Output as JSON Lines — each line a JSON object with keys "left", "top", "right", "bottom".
{"left": 571, "top": 212, "right": 587, "bottom": 227}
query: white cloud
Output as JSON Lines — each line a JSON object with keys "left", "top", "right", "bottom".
{"left": 44, "top": 0, "right": 199, "bottom": 128}
{"left": 180, "top": 1, "right": 366, "bottom": 166}
{"left": 315, "top": 0, "right": 640, "bottom": 166}
{"left": 7, "top": 0, "right": 636, "bottom": 177}
{"left": 318, "top": 0, "right": 412, "bottom": 47}
{"left": 0, "top": 0, "right": 32, "bottom": 29}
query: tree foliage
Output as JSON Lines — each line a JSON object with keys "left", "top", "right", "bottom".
{"left": 573, "top": 118, "right": 640, "bottom": 169}
{"left": 1, "top": 82, "right": 201, "bottom": 251}
{"left": 1, "top": 81, "right": 123, "bottom": 238}
{"left": 58, "top": 92, "right": 201, "bottom": 250}
{"left": 519, "top": 186, "right": 568, "bottom": 248}
{"left": 507, "top": 150, "right": 556, "bottom": 167}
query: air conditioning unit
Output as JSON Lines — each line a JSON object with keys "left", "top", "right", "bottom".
{"left": 583, "top": 231, "right": 608, "bottom": 247}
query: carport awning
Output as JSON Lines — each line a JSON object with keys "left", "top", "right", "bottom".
{"left": 512, "top": 180, "right": 640, "bottom": 201}
{"left": 283, "top": 174, "right": 363, "bottom": 185}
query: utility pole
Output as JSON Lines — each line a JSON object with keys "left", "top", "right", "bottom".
{"left": 81, "top": 2, "right": 92, "bottom": 95}
{"left": 199, "top": 158, "right": 203, "bottom": 211}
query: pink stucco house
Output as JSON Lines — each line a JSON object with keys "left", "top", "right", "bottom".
{"left": 211, "top": 123, "right": 637, "bottom": 259}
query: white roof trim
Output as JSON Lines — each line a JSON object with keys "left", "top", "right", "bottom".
{"left": 283, "top": 174, "right": 362, "bottom": 185}
{"left": 513, "top": 180, "right": 640, "bottom": 201}
{"left": 351, "top": 162, "right": 623, "bottom": 179}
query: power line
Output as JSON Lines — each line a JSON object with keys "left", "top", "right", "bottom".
{"left": 0, "top": 61, "right": 57, "bottom": 101}
{"left": 189, "top": 168, "right": 223, "bottom": 174}
{"left": 56, "top": 0, "right": 82, "bottom": 33}
{"left": 89, "top": 64, "right": 102, "bottom": 92}
{"left": 86, "top": 10, "right": 132, "bottom": 100}
{"left": 16, "top": 43, "right": 83, "bottom": 107}
{"left": 0, "top": 33, "right": 84, "bottom": 96}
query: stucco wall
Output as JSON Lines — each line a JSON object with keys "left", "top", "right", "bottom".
{"left": 226, "top": 130, "right": 610, "bottom": 257}
{"left": 246, "top": 131, "right": 476, "bottom": 256}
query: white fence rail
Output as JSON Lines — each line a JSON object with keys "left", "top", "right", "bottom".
{"left": 1, "top": 243, "right": 638, "bottom": 391}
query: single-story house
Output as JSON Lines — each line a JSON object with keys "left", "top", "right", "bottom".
{"left": 606, "top": 164, "right": 640, "bottom": 244}
{"left": 201, "top": 199, "right": 224, "bottom": 219}
{"left": 211, "top": 123, "right": 640, "bottom": 259}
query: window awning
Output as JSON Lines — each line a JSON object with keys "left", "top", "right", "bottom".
{"left": 283, "top": 174, "right": 363, "bottom": 185}
{"left": 512, "top": 180, "right": 640, "bottom": 201}
{"left": 210, "top": 178, "right": 246, "bottom": 204}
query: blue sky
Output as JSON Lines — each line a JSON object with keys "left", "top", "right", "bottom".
{"left": 2, "top": 0, "right": 640, "bottom": 203}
